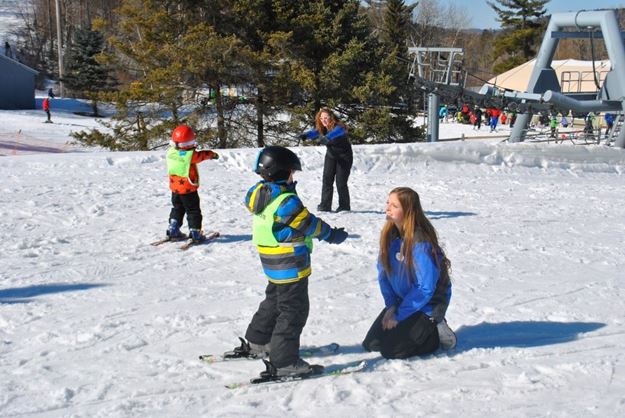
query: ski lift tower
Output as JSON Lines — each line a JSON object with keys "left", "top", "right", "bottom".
{"left": 509, "top": 9, "right": 625, "bottom": 149}
{"left": 407, "top": 47, "right": 465, "bottom": 142}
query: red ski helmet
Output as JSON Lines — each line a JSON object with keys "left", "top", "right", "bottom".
{"left": 171, "top": 125, "right": 197, "bottom": 149}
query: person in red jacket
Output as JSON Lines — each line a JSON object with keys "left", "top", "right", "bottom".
{"left": 42, "top": 97, "right": 51, "bottom": 123}
{"left": 488, "top": 108, "right": 500, "bottom": 132}
{"left": 165, "top": 125, "right": 219, "bottom": 242}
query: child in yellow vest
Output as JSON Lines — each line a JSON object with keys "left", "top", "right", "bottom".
{"left": 166, "top": 125, "right": 219, "bottom": 242}
{"left": 226, "top": 146, "right": 348, "bottom": 379}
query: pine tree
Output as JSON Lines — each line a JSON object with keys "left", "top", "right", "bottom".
{"left": 72, "top": 2, "right": 183, "bottom": 150}
{"left": 381, "top": 0, "right": 415, "bottom": 57}
{"left": 226, "top": 0, "right": 297, "bottom": 147}
{"left": 73, "top": 0, "right": 245, "bottom": 150}
{"left": 63, "top": 28, "right": 115, "bottom": 116}
{"left": 285, "top": 0, "right": 422, "bottom": 143}
{"left": 284, "top": 1, "right": 372, "bottom": 115}
{"left": 179, "top": 22, "right": 247, "bottom": 149}
{"left": 488, "top": 0, "right": 549, "bottom": 74}
{"left": 172, "top": 0, "right": 250, "bottom": 149}
{"left": 71, "top": 0, "right": 425, "bottom": 149}
{"left": 380, "top": 0, "right": 420, "bottom": 127}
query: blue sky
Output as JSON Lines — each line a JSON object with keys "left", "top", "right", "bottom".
{"left": 429, "top": 0, "right": 625, "bottom": 29}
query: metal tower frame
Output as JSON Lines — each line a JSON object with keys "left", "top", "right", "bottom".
{"left": 408, "top": 47, "right": 465, "bottom": 142}
{"left": 510, "top": 9, "right": 625, "bottom": 148}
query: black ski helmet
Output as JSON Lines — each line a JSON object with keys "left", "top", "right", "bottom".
{"left": 254, "top": 146, "right": 302, "bottom": 181}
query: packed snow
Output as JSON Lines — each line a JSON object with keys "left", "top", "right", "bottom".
{"left": 1, "top": 97, "right": 625, "bottom": 417}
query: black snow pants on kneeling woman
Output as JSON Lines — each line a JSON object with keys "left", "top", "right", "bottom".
{"left": 362, "top": 308, "right": 439, "bottom": 359}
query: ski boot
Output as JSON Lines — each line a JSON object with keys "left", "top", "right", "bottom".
{"left": 259, "top": 358, "right": 323, "bottom": 380}
{"left": 223, "top": 337, "right": 270, "bottom": 360}
{"left": 275, "top": 358, "right": 321, "bottom": 377}
{"left": 437, "top": 319, "right": 457, "bottom": 350}
{"left": 166, "top": 219, "right": 186, "bottom": 240}
{"left": 189, "top": 229, "right": 206, "bottom": 243}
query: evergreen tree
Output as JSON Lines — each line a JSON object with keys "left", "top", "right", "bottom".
{"left": 488, "top": 0, "right": 549, "bottom": 74}
{"left": 73, "top": 0, "right": 244, "bottom": 150}
{"left": 72, "top": 2, "right": 186, "bottom": 150}
{"left": 71, "top": 0, "right": 425, "bottom": 149}
{"left": 63, "top": 28, "right": 115, "bottom": 116}
{"left": 277, "top": 1, "right": 365, "bottom": 135}
{"left": 173, "top": 0, "right": 247, "bottom": 149}
{"left": 285, "top": 0, "right": 422, "bottom": 143}
{"left": 184, "top": 24, "right": 247, "bottom": 148}
{"left": 381, "top": 0, "right": 415, "bottom": 56}
{"left": 380, "top": 0, "right": 419, "bottom": 122}
{"left": 227, "top": 0, "right": 297, "bottom": 147}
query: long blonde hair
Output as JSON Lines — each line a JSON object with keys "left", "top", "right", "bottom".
{"left": 379, "top": 187, "right": 450, "bottom": 283}
{"left": 315, "top": 107, "right": 348, "bottom": 134}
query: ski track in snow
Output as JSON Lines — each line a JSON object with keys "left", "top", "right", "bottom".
{"left": 1, "top": 139, "right": 625, "bottom": 416}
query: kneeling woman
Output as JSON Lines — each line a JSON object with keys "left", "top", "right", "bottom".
{"left": 363, "top": 187, "right": 455, "bottom": 359}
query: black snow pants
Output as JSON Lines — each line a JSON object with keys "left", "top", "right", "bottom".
{"left": 169, "top": 191, "right": 202, "bottom": 230}
{"left": 362, "top": 308, "right": 439, "bottom": 359}
{"left": 319, "top": 151, "right": 352, "bottom": 211}
{"left": 245, "top": 278, "right": 310, "bottom": 368}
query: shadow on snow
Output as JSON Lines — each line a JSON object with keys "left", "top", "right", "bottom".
{"left": 320, "top": 320, "right": 605, "bottom": 364}
{"left": 216, "top": 234, "right": 252, "bottom": 243}
{"left": 426, "top": 211, "right": 477, "bottom": 219}
{"left": 454, "top": 320, "right": 606, "bottom": 350}
{"left": 0, "top": 283, "right": 108, "bottom": 304}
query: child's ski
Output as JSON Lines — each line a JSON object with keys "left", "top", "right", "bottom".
{"left": 225, "top": 360, "right": 367, "bottom": 389}
{"left": 180, "top": 231, "right": 220, "bottom": 251}
{"left": 150, "top": 234, "right": 188, "bottom": 246}
{"left": 199, "top": 342, "right": 339, "bottom": 364}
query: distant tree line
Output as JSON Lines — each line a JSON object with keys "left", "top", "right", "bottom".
{"left": 8, "top": 0, "right": 624, "bottom": 150}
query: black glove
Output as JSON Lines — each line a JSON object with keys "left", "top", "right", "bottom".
{"left": 317, "top": 135, "right": 329, "bottom": 145}
{"left": 327, "top": 227, "right": 348, "bottom": 244}
{"left": 298, "top": 133, "right": 308, "bottom": 141}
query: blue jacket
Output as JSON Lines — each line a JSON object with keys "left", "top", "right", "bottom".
{"left": 303, "top": 125, "right": 352, "bottom": 160}
{"left": 605, "top": 113, "right": 615, "bottom": 126}
{"left": 378, "top": 239, "right": 451, "bottom": 322}
{"left": 245, "top": 180, "right": 332, "bottom": 283}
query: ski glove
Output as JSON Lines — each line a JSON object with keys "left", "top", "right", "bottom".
{"left": 211, "top": 152, "right": 219, "bottom": 160}
{"left": 327, "top": 227, "right": 348, "bottom": 244}
{"left": 298, "top": 133, "right": 308, "bottom": 141}
{"left": 317, "top": 135, "right": 329, "bottom": 145}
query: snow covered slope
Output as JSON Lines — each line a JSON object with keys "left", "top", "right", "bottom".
{"left": 1, "top": 139, "right": 624, "bottom": 416}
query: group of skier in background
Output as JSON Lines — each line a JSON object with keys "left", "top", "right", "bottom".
{"left": 439, "top": 103, "right": 618, "bottom": 143}
{"left": 439, "top": 104, "right": 516, "bottom": 133}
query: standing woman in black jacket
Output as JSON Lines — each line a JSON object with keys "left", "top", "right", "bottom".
{"left": 300, "top": 108, "right": 353, "bottom": 212}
